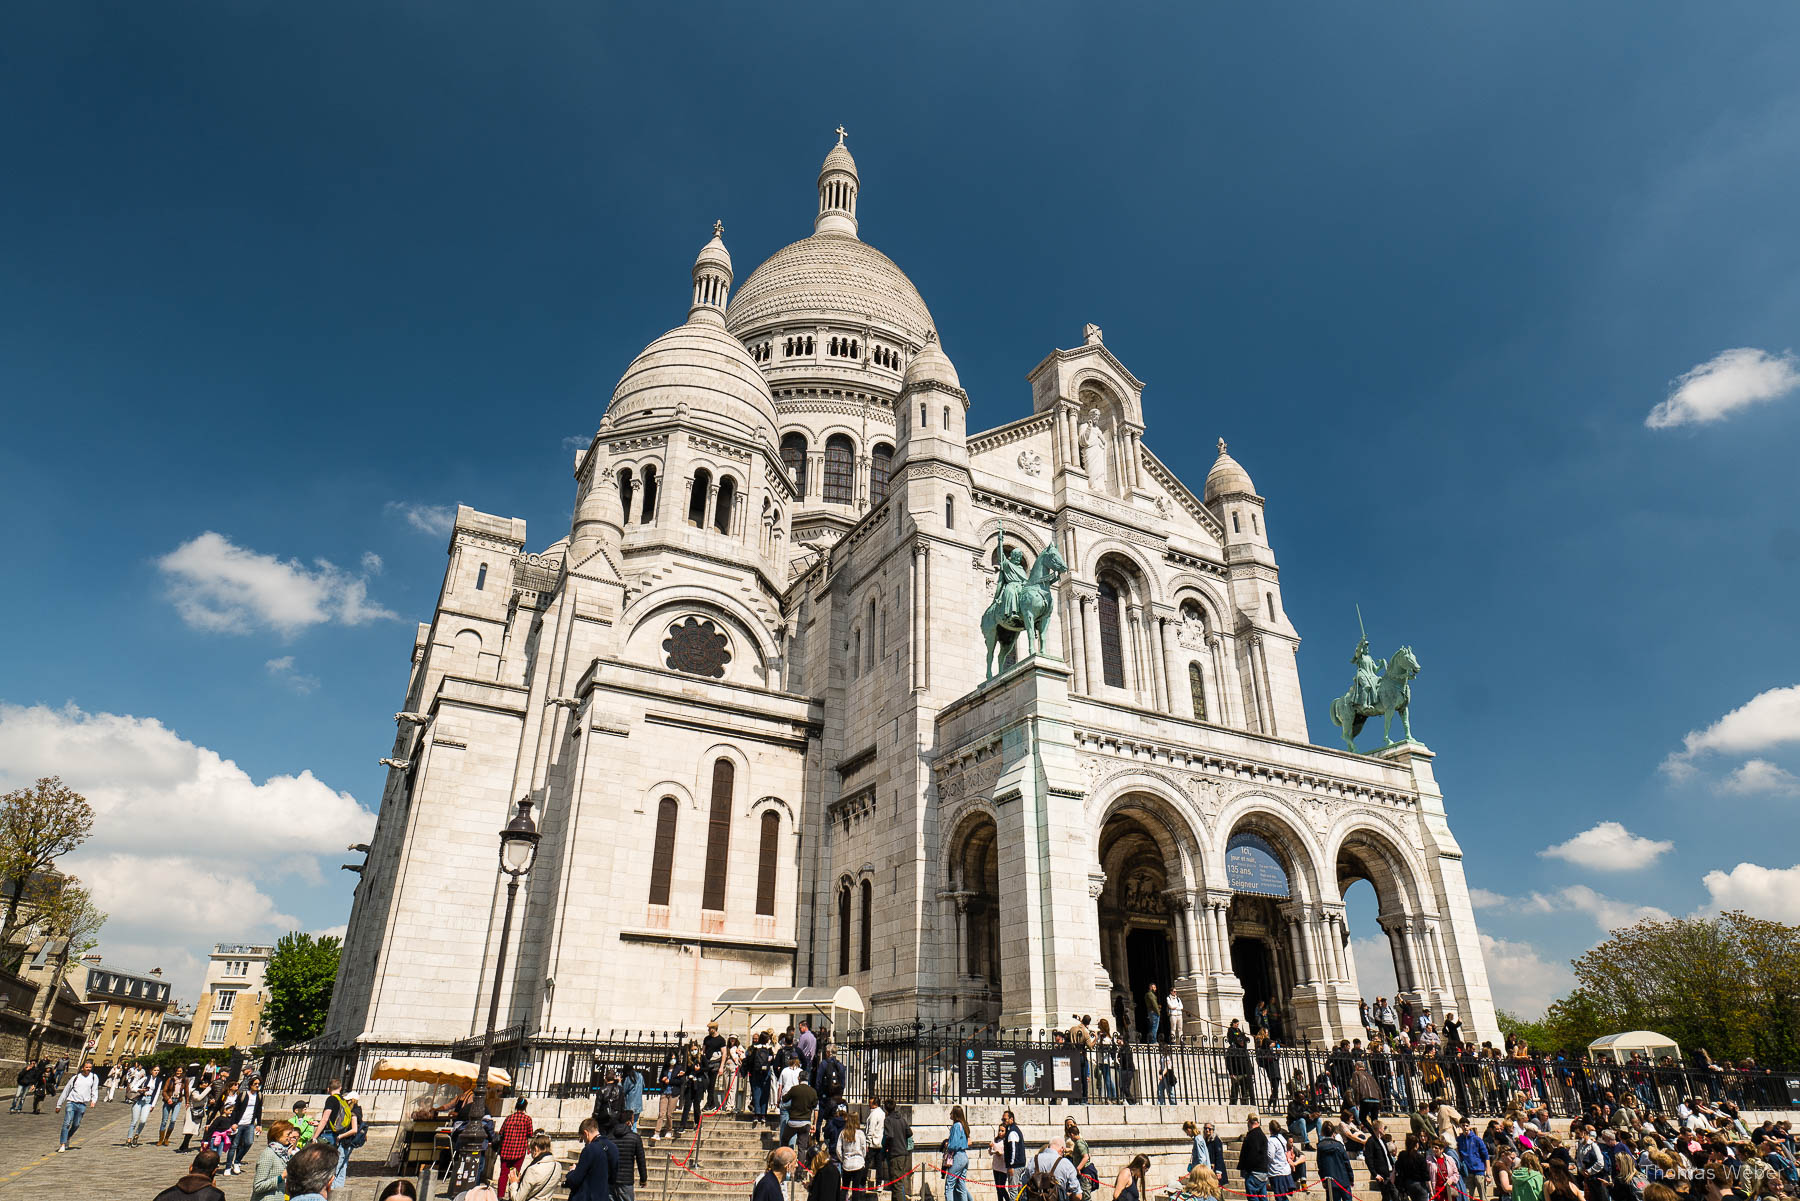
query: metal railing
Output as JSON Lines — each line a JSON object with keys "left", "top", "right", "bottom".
{"left": 258, "top": 1028, "right": 689, "bottom": 1100}
{"left": 260, "top": 1025, "right": 1800, "bottom": 1115}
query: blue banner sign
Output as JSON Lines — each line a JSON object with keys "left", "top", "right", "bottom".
{"left": 1225, "top": 834, "right": 1290, "bottom": 897}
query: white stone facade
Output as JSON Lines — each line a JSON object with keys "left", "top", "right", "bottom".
{"left": 325, "top": 137, "right": 1497, "bottom": 1049}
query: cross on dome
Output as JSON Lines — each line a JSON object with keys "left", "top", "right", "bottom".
{"left": 713, "top": 219, "right": 724, "bottom": 237}
{"left": 835, "top": 124, "right": 848, "bottom": 145}
{"left": 1217, "top": 437, "right": 1228, "bottom": 456}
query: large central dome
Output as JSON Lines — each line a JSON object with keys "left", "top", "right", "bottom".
{"left": 725, "top": 234, "right": 934, "bottom": 346}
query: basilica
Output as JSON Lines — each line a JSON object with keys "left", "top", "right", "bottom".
{"left": 324, "top": 135, "right": 1497, "bottom": 1047}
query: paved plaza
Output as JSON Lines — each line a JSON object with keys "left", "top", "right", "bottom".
{"left": 0, "top": 1099, "right": 419, "bottom": 1199}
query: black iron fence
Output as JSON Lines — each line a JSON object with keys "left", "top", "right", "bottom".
{"left": 258, "top": 1028, "right": 687, "bottom": 1101}
{"left": 830, "top": 1025, "right": 1800, "bottom": 1116}
{"left": 260, "top": 1024, "right": 1800, "bottom": 1116}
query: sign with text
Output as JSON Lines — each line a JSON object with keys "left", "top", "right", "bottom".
{"left": 1225, "top": 834, "right": 1290, "bottom": 897}
{"left": 960, "top": 1047, "right": 1060, "bottom": 1098}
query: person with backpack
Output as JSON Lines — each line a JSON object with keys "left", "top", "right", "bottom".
{"left": 316, "top": 1079, "right": 358, "bottom": 1187}
{"left": 1027, "top": 1137, "right": 1083, "bottom": 1201}
{"left": 611, "top": 1113, "right": 648, "bottom": 1201}
{"left": 1063, "top": 1120, "right": 1097, "bottom": 1199}
{"left": 745, "top": 1035, "right": 773, "bottom": 1118}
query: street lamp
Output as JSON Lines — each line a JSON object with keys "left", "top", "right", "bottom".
{"left": 452, "top": 797, "right": 540, "bottom": 1190}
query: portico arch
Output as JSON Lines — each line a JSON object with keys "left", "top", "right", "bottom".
{"left": 1217, "top": 804, "right": 1329, "bottom": 1041}
{"left": 1093, "top": 789, "right": 1206, "bottom": 1039}
{"left": 1331, "top": 819, "right": 1441, "bottom": 1017}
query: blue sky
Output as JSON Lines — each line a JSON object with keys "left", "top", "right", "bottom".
{"left": 4, "top": 2, "right": 1798, "bottom": 1011}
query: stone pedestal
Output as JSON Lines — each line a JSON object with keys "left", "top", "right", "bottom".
{"left": 936, "top": 654, "right": 1110, "bottom": 1030}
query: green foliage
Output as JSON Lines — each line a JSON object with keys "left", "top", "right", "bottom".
{"left": 1560, "top": 911, "right": 1800, "bottom": 1064}
{"left": 0, "top": 777, "right": 96, "bottom": 962}
{"left": 264, "top": 931, "right": 342, "bottom": 1044}
{"left": 1497, "top": 990, "right": 1609, "bottom": 1057}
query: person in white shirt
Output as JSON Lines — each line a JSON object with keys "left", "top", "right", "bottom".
{"left": 105, "top": 1061, "right": 123, "bottom": 1103}
{"left": 1166, "top": 990, "right": 1186, "bottom": 1043}
{"left": 867, "top": 1101, "right": 888, "bottom": 1187}
{"left": 56, "top": 1060, "right": 101, "bottom": 1152}
{"left": 1266, "top": 1126, "right": 1293, "bottom": 1196}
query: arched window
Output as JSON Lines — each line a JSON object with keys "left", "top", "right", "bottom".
{"left": 838, "top": 883, "right": 852, "bottom": 976}
{"left": 859, "top": 878, "right": 872, "bottom": 971}
{"left": 780, "top": 433, "right": 809, "bottom": 496}
{"left": 919, "top": 403, "right": 927, "bottom": 428}
{"left": 944, "top": 494, "right": 954, "bottom": 528}
{"left": 823, "top": 435, "right": 855, "bottom": 504}
{"left": 714, "top": 476, "right": 736, "bottom": 535}
{"left": 1097, "top": 578, "right": 1126, "bottom": 688}
{"left": 755, "top": 811, "right": 780, "bottom": 917}
{"left": 701, "top": 759, "right": 733, "bottom": 911}
{"left": 1266, "top": 591, "right": 1276, "bottom": 619}
{"left": 688, "top": 468, "right": 711, "bottom": 527}
{"left": 942, "top": 405, "right": 951, "bottom": 430}
{"left": 648, "top": 797, "right": 678, "bottom": 906}
{"left": 1252, "top": 512, "right": 1260, "bottom": 534}
{"left": 805, "top": 336, "right": 813, "bottom": 354}
{"left": 640, "top": 465, "right": 658, "bottom": 523}
{"left": 1189, "top": 662, "right": 1208, "bottom": 721}
{"left": 617, "top": 468, "right": 634, "bottom": 525}
{"left": 1232, "top": 511, "right": 1240, "bottom": 533}
{"left": 852, "top": 629, "right": 862, "bottom": 678}
{"left": 869, "top": 443, "right": 893, "bottom": 501}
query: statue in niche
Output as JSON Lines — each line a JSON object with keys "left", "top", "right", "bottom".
{"left": 1123, "top": 869, "right": 1165, "bottom": 914}
{"left": 1078, "top": 409, "right": 1110, "bottom": 494}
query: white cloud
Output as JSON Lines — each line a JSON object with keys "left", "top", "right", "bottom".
{"left": 0, "top": 702, "right": 373, "bottom": 869}
{"left": 361, "top": 551, "right": 384, "bottom": 575}
{"left": 0, "top": 701, "right": 373, "bottom": 997}
{"left": 1467, "top": 887, "right": 1511, "bottom": 909}
{"left": 158, "top": 531, "right": 395, "bottom": 635}
{"left": 1539, "top": 821, "right": 1672, "bottom": 871}
{"left": 1479, "top": 934, "right": 1574, "bottom": 1019}
{"left": 1522, "top": 884, "right": 1671, "bottom": 932}
{"left": 1662, "top": 685, "right": 1800, "bottom": 785}
{"left": 385, "top": 501, "right": 456, "bottom": 538}
{"left": 1349, "top": 935, "right": 1399, "bottom": 1000}
{"left": 1720, "top": 758, "right": 1800, "bottom": 796}
{"left": 311, "top": 924, "right": 348, "bottom": 941}
{"left": 562, "top": 434, "right": 593, "bottom": 452}
{"left": 1645, "top": 347, "right": 1800, "bottom": 429}
{"left": 1701, "top": 862, "right": 1800, "bottom": 923}
{"left": 265, "top": 656, "right": 321, "bottom": 695}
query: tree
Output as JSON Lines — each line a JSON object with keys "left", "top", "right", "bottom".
{"left": 1566, "top": 911, "right": 1800, "bottom": 1063}
{"left": 27, "top": 878, "right": 106, "bottom": 1054}
{"left": 0, "top": 777, "right": 96, "bottom": 961}
{"left": 264, "top": 931, "right": 342, "bottom": 1044}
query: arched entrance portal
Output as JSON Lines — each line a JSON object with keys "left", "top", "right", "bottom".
{"left": 1224, "top": 830, "right": 1301, "bottom": 1039}
{"left": 1096, "top": 796, "right": 1198, "bottom": 1040}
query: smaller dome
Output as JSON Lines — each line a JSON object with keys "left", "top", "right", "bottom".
{"left": 1204, "top": 437, "right": 1256, "bottom": 503}
{"left": 903, "top": 333, "right": 960, "bottom": 391}
{"left": 820, "top": 141, "right": 858, "bottom": 180}
{"left": 694, "top": 224, "right": 732, "bottom": 275}
{"left": 607, "top": 321, "right": 778, "bottom": 439}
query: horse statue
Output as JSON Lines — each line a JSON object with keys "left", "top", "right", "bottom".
{"left": 1328, "top": 643, "right": 1420, "bottom": 752}
{"left": 981, "top": 538, "right": 1068, "bottom": 680}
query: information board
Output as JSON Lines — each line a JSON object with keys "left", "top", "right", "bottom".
{"left": 960, "top": 1047, "right": 1062, "bottom": 1098}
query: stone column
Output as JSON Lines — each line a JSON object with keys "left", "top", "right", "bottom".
{"left": 1064, "top": 588, "right": 1085, "bottom": 689}
{"left": 1081, "top": 593, "right": 1102, "bottom": 694}
{"left": 807, "top": 451, "right": 823, "bottom": 500}
{"left": 1166, "top": 892, "right": 1193, "bottom": 978}
{"left": 1160, "top": 617, "right": 1181, "bottom": 716}
{"left": 1180, "top": 893, "right": 1207, "bottom": 974}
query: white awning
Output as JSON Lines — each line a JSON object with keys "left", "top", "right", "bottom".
{"left": 1587, "top": 1030, "right": 1681, "bottom": 1061}
{"left": 369, "top": 1056, "right": 513, "bottom": 1090}
{"left": 712, "top": 986, "right": 866, "bottom": 1017}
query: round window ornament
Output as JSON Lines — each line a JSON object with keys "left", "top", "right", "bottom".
{"left": 664, "top": 617, "right": 731, "bottom": 678}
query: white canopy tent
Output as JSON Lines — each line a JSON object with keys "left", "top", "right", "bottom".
{"left": 711, "top": 986, "right": 867, "bottom": 1040}
{"left": 1588, "top": 1030, "right": 1682, "bottom": 1064}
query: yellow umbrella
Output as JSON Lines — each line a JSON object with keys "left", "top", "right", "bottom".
{"left": 369, "top": 1056, "right": 513, "bottom": 1091}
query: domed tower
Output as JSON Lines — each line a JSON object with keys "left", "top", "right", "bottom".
{"left": 726, "top": 131, "right": 937, "bottom": 569}
{"left": 893, "top": 331, "right": 972, "bottom": 537}
{"left": 1206, "top": 437, "right": 1298, "bottom": 733}
{"left": 569, "top": 225, "right": 788, "bottom": 585}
